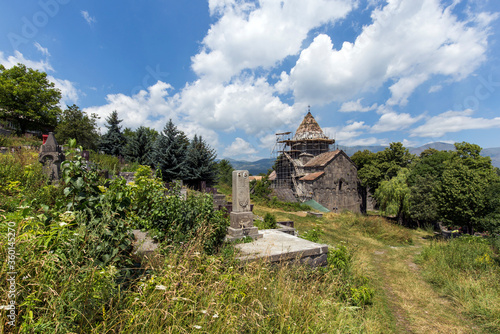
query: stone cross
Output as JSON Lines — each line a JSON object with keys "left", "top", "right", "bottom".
{"left": 227, "top": 170, "right": 262, "bottom": 241}
{"left": 38, "top": 132, "right": 65, "bottom": 181}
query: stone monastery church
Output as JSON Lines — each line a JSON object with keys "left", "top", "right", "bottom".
{"left": 269, "top": 112, "right": 365, "bottom": 213}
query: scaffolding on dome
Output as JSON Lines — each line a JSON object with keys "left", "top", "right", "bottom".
{"left": 270, "top": 111, "right": 335, "bottom": 200}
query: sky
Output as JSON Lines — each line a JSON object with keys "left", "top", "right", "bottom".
{"left": 1, "top": 0, "right": 499, "bottom": 160}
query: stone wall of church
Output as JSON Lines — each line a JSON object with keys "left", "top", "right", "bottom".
{"left": 304, "top": 154, "right": 363, "bottom": 213}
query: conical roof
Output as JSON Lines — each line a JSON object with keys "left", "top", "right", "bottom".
{"left": 293, "top": 112, "right": 329, "bottom": 141}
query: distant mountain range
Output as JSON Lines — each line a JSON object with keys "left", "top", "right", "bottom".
{"left": 223, "top": 142, "right": 500, "bottom": 175}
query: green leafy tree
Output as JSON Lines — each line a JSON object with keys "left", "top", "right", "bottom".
{"left": 55, "top": 104, "right": 100, "bottom": 150}
{"left": 122, "top": 126, "right": 158, "bottom": 165}
{"left": 355, "top": 142, "right": 414, "bottom": 193}
{"left": 0, "top": 63, "right": 62, "bottom": 134}
{"left": 408, "top": 175, "right": 439, "bottom": 226}
{"left": 216, "top": 159, "right": 233, "bottom": 186}
{"left": 375, "top": 168, "right": 411, "bottom": 224}
{"left": 351, "top": 149, "right": 375, "bottom": 171}
{"left": 435, "top": 143, "right": 500, "bottom": 233}
{"left": 152, "top": 119, "right": 189, "bottom": 182}
{"left": 436, "top": 161, "right": 488, "bottom": 233}
{"left": 99, "top": 111, "right": 125, "bottom": 156}
{"left": 185, "top": 135, "right": 218, "bottom": 187}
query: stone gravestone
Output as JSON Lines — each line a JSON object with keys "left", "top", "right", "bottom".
{"left": 38, "top": 132, "right": 65, "bottom": 181}
{"left": 227, "top": 170, "right": 262, "bottom": 241}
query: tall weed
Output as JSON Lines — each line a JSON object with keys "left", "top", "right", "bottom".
{"left": 418, "top": 236, "right": 500, "bottom": 332}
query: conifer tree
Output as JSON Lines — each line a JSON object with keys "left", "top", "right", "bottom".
{"left": 152, "top": 119, "right": 188, "bottom": 182}
{"left": 185, "top": 135, "right": 217, "bottom": 187}
{"left": 99, "top": 110, "right": 125, "bottom": 156}
{"left": 122, "top": 126, "right": 157, "bottom": 165}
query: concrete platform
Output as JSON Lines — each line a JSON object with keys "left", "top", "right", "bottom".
{"left": 235, "top": 229, "right": 329, "bottom": 267}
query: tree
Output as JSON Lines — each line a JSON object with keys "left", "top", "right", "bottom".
{"left": 185, "top": 135, "right": 218, "bottom": 187}
{"left": 375, "top": 168, "right": 411, "bottom": 224}
{"left": 216, "top": 159, "right": 233, "bottom": 186}
{"left": 0, "top": 63, "right": 62, "bottom": 134}
{"left": 436, "top": 161, "right": 488, "bottom": 233}
{"left": 99, "top": 111, "right": 125, "bottom": 156}
{"left": 122, "top": 126, "right": 158, "bottom": 165}
{"left": 351, "top": 149, "right": 376, "bottom": 171}
{"left": 354, "top": 142, "right": 414, "bottom": 192}
{"left": 152, "top": 119, "right": 189, "bottom": 182}
{"left": 435, "top": 143, "right": 500, "bottom": 233}
{"left": 55, "top": 104, "right": 100, "bottom": 150}
{"left": 407, "top": 150, "right": 453, "bottom": 225}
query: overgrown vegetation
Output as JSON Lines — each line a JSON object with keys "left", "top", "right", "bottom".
{"left": 418, "top": 236, "right": 500, "bottom": 332}
{"left": 0, "top": 147, "right": 385, "bottom": 333}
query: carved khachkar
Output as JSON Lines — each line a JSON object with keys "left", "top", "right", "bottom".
{"left": 227, "top": 170, "right": 262, "bottom": 241}
{"left": 39, "top": 132, "right": 65, "bottom": 181}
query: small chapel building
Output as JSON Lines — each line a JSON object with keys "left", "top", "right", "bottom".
{"left": 270, "top": 112, "right": 365, "bottom": 213}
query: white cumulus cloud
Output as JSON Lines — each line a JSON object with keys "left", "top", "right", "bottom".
{"left": 84, "top": 81, "right": 177, "bottom": 132}
{"left": 193, "top": 0, "right": 355, "bottom": 82}
{"left": 339, "top": 99, "right": 378, "bottom": 112}
{"left": 223, "top": 137, "right": 258, "bottom": 158}
{"left": 279, "top": 0, "right": 493, "bottom": 106}
{"left": 410, "top": 109, "right": 500, "bottom": 137}
{"left": 371, "top": 112, "right": 424, "bottom": 133}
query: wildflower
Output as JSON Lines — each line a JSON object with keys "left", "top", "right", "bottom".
{"left": 59, "top": 222, "right": 68, "bottom": 227}
{"left": 213, "top": 313, "right": 219, "bottom": 318}
{"left": 155, "top": 285, "right": 167, "bottom": 290}
{"left": 264, "top": 287, "right": 267, "bottom": 290}
{"left": 193, "top": 325, "right": 201, "bottom": 329}
{"left": 200, "top": 310, "right": 207, "bottom": 314}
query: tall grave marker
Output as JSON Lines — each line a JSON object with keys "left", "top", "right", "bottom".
{"left": 227, "top": 170, "right": 262, "bottom": 241}
{"left": 38, "top": 132, "right": 65, "bottom": 181}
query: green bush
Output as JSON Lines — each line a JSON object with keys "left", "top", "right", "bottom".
{"left": 301, "top": 228, "right": 323, "bottom": 242}
{"left": 262, "top": 213, "right": 277, "bottom": 229}
{"left": 328, "top": 245, "right": 352, "bottom": 272}
{"left": 128, "top": 170, "right": 229, "bottom": 254}
{"left": 350, "top": 285, "right": 375, "bottom": 306}
{"left": 89, "top": 150, "right": 121, "bottom": 175}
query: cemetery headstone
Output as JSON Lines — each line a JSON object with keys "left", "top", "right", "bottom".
{"left": 227, "top": 170, "right": 262, "bottom": 240}
{"left": 38, "top": 132, "right": 65, "bottom": 181}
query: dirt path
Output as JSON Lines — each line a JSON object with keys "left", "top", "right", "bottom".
{"left": 370, "top": 237, "right": 476, "bottom": 334}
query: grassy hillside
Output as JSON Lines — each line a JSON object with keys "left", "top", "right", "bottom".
{"left": 1, "top": 148, "right": 499, "bottom": 333}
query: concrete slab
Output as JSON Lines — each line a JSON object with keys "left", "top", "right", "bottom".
{"left": 235, "top": 229, "right": 328, "bottom": 266}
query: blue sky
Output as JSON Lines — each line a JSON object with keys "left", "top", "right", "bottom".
{"left": 1, "top": 0, "right": 499, "bottom": 160}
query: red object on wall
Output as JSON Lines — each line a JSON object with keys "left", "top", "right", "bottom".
{"left": 42, "top": 135, "right": 48, "bottom": 144}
